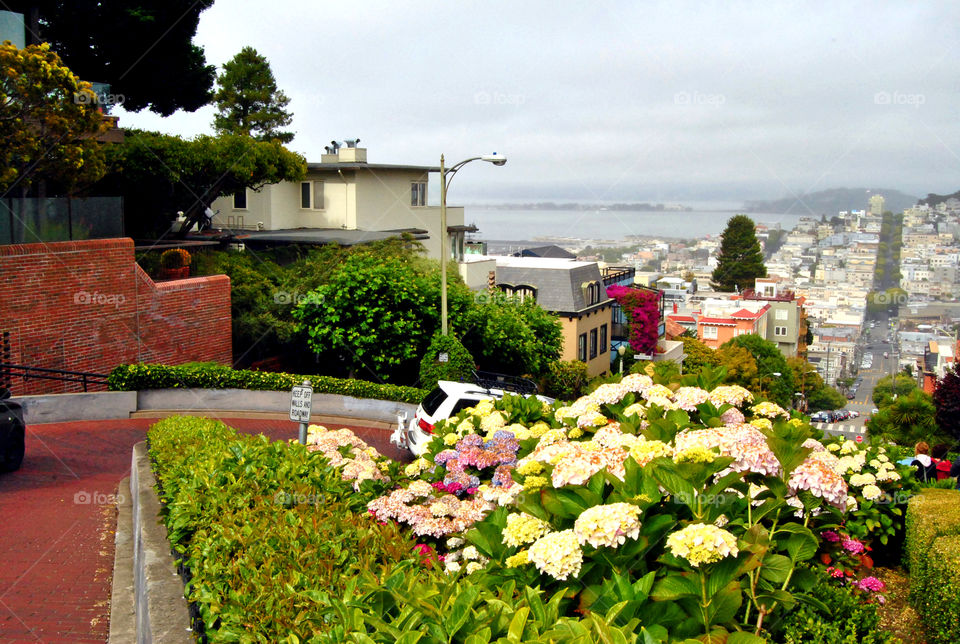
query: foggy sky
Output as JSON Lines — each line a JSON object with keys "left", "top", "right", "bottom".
{"left": 116, "top": 0, "right": 960, "bottom": 205}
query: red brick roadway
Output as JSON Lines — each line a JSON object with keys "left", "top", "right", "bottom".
{"left": 0, "top": 417, "right": 404, "bottom": 643}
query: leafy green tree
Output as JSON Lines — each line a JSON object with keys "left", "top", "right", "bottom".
{"left": 715, "top": 344, "right": 758, "bottom": 388}
{"left": 98, "top": 129, "right": 306, "bottom": 237}
{"left": 14, "top": 0, "right": 216, "bottom": 115}
{"left": 419, "top": 334, "right": 475, "bottom": 390}
{"left": 721, "top": 333, "right": 795, "bottom": 407}
{"left": 213, "top": 47, "right": 294, "bottom": 143}
{"left": 679, "top": 336, "right": 720, "bottom": 374}
{"left": 872, "top": 374, "right": 917, "bottom": 406}
{"left": 0, "top": 42, "right": 109, "bottom": 195}
{"left": 710, "top": 215, "right": 767, "bottom": 292}
{"left": 933, "top": 364, "right": 960, "bottom": 441}
{"left": 292, "top": 252, "right": 472, "bottom": 383}
{"left": 461, "top": 293, "right": 562, "bottom": 378}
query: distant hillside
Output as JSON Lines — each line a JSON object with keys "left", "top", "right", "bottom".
{"left": 743, "top": 188, "right": 917, "bottom": 216}
{"left": 918, "top": 190, "right": 960, "bottom": 206}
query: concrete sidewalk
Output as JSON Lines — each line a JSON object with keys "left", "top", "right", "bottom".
{"left": 0, "top": 417, "right": 403, "bottom": 643}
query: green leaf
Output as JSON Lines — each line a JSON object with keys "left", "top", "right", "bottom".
{"left": 651, "top": 574, "right": 699, "bottom": 600}
{"left": 758, "top": 553, "right": 792, "bottom": 583}
{"left": 507, "top": 606, "right": 530, "bottom": 641}
{"left": 445, "top": 586, "right": 478, "bottom": 637}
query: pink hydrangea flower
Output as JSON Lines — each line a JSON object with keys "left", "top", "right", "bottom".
{"left": 856, "top": 576, "right": 885, "bottom": 592}
{"left": 821, "top": 530, "right": 840, "bottom": 542}
{"left": 842, "top": 539, "right": 865, "bottom": 554}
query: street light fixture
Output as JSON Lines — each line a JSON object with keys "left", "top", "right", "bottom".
{"left": 439, "top": 153, "right": 507, "bottom": 335}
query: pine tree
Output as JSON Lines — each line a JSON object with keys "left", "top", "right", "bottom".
{"left": 213, "top": 47, "right": 294, "bottom": 143}
{"left": 710, "top": 215, "right": 767, "bottom": 292}
{"left": 934, "top": 364, "right": 960, "bottom": 440}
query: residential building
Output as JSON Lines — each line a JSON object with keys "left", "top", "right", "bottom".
{"left": 210, "top": 144, "right": 469, "bottom": 261}
{"left": 489, "top": 256, "right": 614, "bottom": 377}
{"left": 696, "top": 302, "right": 770, "bottom": 350}
{"left": 869, "top": 194, "right": 885, "bottom": 215}
{"left": 740, "top": 278, "right": 807, "bottom": 358}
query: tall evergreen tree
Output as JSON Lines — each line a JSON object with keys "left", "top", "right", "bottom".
{"left": 213, "top": 47, "right": 294, "bottom": 143}
{"left": 710, "top": 215, "right": 767, "bottom": 292}
{"left": 933, "top": 364, "right": 960, "bottom": 440}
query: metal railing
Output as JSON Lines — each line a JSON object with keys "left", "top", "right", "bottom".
{"left": 0, "top": 363, "right": 109, "bottom": 393}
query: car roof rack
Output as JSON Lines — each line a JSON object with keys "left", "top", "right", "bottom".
{"left": 471, "top": 370, "right": 539, "bottom": 396}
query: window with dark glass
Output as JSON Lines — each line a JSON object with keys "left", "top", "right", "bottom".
{"left": 233, "top": 189, "right": 247, "bottom": 209}
{"left": 300, "top": 182, "right": 311, "bottom": 208}
{"left": 599, "top": 324, "right": 608, "bottom": 353}
{"left": 590, "top": 329, "right": 598, "bottom": 359}
{"left": 578, "top": 333, "right": 587, "bottom": 362}
{"left": 411, "top": 181, "right": 427, "bottom": 206}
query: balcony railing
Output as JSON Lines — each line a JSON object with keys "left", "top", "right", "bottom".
{"left": 741, "top": 288, "right": 796, "bottom": 302}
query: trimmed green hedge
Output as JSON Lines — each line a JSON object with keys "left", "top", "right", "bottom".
{"left": 906, "top": 488, "right": 960, "bottom": 644}
{"left": 147, "top": 416, "right": 416, "bottom": 641}
{"left": 109, "top": 363, "right": 427, "bottom": 404}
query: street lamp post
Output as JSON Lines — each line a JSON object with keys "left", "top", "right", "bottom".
{"left": 759, "top": 371, "right": 781, "bottom": 400}
{"left": 439, "top": 153, "right": 507, "bottom": 335}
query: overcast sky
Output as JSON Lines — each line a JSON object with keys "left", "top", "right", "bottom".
{"left": 116, "top": 0, "right": 960, "bottom": 205}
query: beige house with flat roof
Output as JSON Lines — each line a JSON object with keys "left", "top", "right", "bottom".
{"left": 210, "top": 145, "right": 467, "bottom": 261}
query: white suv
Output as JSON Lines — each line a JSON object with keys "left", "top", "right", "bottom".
{"left": 392, "top": 375, "right": 552, "bottom": 456}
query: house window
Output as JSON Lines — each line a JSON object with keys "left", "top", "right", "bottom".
{"left": 578, "top": 333, "right": 587, "bottom": 362}
{"left": 775, "top": 326, "right": 788, "bottom": 336}
{"left": 233, "top": 189, "right": 247, "bottom": 209}
{"left": 590, "top": 329, "right": 598, "bottom": 359}
{"left": 702, "top": 326, "right": 718, "bottom": 340}
{"left": 312, "top": 181, "right": 324, "bottom": 210}
{"left": 411, "top": 181, "right": 427, "bottom": 207}
{"left": 775, "top": 309, "right": 788, "bottom": 320}
{"left": 599, "top": 324, "right": 608, "bottom": 354}
{"left": 300, "top": 182, "right": 311, "bottom": 208}
{"left": 515, "top": 285, "right": 537, "bottom": 302}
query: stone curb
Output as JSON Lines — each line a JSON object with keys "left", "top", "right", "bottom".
{"left": 119, "top": 442, "right": 193, "bottom": 643}
{"left": 14, "top": 389, "right": 417, "bottom": 426}
{"left": 109, "top": 476, "right": 135, "bottom": 643}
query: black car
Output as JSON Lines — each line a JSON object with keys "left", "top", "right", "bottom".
{"left": 0, "top": 389, "right": 25, "bottom": 473}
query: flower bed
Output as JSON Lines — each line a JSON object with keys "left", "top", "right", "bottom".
{"left": 362, "top": 373, "right": 905, "bottom": 641}
{"left": 109, "top": 362, "right": 427, "bottom": 404}
{"left": 148, "top": 369, "right": 910, "bottom": 641}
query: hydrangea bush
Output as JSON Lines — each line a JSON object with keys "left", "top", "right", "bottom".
{"left": 361, "top": 373, "right": 897, "bottom": 640}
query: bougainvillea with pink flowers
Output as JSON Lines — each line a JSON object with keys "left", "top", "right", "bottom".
{"left": 606, "top": 284, "right": 661, "bottom": 353}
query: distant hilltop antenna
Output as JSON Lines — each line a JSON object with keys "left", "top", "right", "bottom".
{"left": 344, "top": 138, "right": 361, "bottom": 148}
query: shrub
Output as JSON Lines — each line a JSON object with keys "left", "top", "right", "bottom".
{"left": 541, "top": 359, "right": 589, "bottom": 401}
{"left": 147, "top": 416, "right": 415, "bottom": 641}
{"left": 418, "top": 333, "right": 475, "bottom": 390}
{"left": 108, "top": 363, "right": 427, "bottom": 404}
{"left": 905, "top": 488, "right": 960, "bottom": 644}
{"left": 160, "top": 247, "right": 191, "bottom": 269}
{"left": 771, "top": 573, "right": 896, "bottom": 643}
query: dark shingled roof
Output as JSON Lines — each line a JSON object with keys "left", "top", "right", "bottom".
{"left": 512, "top": 245, "right": 576, "bottom": 259}
{"left": 493, "top": 257, "right": 611, "bottom": 313}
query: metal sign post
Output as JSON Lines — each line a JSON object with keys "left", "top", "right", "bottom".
{"left": 289, "top": 379, "right": 313, "bottom": 444}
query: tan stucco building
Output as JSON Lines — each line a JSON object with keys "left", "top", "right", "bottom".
{"left": 210, "top": 145, "right": 466, "bottom": 261}
{"left": 490, "top": 256, "right": 614, "bottom": 377}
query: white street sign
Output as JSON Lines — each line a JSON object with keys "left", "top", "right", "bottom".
{"left": 289, "top": 384, "right": 313, "bottom": 423}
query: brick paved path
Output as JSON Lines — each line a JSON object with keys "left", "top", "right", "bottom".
{"left": 0, "top": 417, "right": 404, "bottom": 643}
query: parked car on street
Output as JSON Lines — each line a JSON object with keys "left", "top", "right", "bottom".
{"left": 0, "top": 389, "right": 25, "bottom": 473}
{"left": 394, "top": 372, "right": 554, "bottom": 456}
